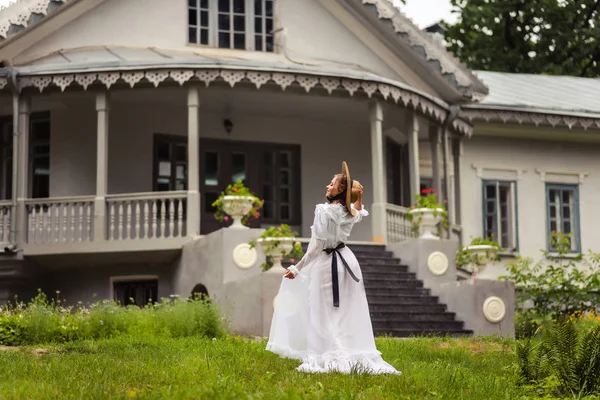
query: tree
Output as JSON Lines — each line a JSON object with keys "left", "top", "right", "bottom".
{"left": 443, "top": 0, "right": 600, "bottom": 77}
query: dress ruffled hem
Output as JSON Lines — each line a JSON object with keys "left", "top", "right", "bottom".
{"left": 266, "top": 343, "right": 400, "bottom": 375}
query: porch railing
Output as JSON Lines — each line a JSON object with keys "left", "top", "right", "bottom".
{"left": 106, "top": 191, "right": 187, "bottom": 240}
{"left": 0, "top": 201, "right": 13, "bottom": 243}
{"left": 25, "top": 196, "right": 95, "bottom": 244}
{"left": 385, "top": 204, "right": 418, "bottom": 243}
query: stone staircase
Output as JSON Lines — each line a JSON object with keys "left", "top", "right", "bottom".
{"left": 350, "top": 244, "right": 472, "bottom": 338}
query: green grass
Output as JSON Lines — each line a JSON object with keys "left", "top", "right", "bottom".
{"left": 0, "top": 335, "right": 520, "bottom": 400}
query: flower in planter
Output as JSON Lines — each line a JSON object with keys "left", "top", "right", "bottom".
{"left": 404, "top": 189, "right": 449, "bottom": 236}
{"left": 211, "top": 180, "right": 264, "bottom": 226}
{"left": 249, "top": 224, "right": 305, "bottom": 271}
{"left": 456, "top": 236, "right": 503, "bottom": 270}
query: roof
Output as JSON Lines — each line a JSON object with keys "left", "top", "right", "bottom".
{"left": 0, "top": 0, "right": 74, "bottom": 40}
{"left": 0, "top": 0, "right": 487, "bottom": 102}
{"left": 471, "top": 71, "right": 600, "bottom": 118}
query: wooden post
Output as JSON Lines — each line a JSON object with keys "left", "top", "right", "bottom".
{"left": 187, "top": 87, "right": 201, "bottom": 237}
{"left": 15, "top": 96, "right": 30, "bottom": 247}
{"left": 94, "top": 92, "right": 109, "bottom": 241}
{"left": 369, "top": 101, "right": 387, "bottom": 243}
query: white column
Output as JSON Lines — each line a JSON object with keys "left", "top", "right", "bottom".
{"left": 428, "top": 125, "right": 442, "bottom": 194}
{"left": 187, "top": 87, "right": 201, "bottom": 237}
{"left": 369, "top": 101, "right": 386, "bottom": 243}
{"left": 15, "top": 96, "right": 31, "bottom": 246}
{"left": 452, "top": 137, "right": 463, "bottom": 228}
{"left": 406, "top": 113, "right": 420, "bottom": 201}
{"left": 94, "top": 92, "right": 109, "bottom": 241}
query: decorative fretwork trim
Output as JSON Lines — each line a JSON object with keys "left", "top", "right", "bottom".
{"left": 0, "top": 68, "right": 473, "bottom": 136}
{"left": 0, "top": 0, "right": 72, "bottom": 40}
{"left": 461, "top": 108, "right": 600, "bottom": 131}
{"left": 361, "top": 0, "right": 488, "bottom": 99}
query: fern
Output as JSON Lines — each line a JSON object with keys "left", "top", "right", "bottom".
{"left": 518, "top": 323, "right": 600, "bottom": 397}
{"left": 576, "top": 325, "right": 600, "bottom": 394}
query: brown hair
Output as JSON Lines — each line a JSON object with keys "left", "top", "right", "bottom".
{"left": 333, "top": 174, "right": 359, "bottom": 203}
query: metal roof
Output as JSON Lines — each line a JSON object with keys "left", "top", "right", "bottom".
{"left": 472, "top": 70, "right": 600, "bottom": 116}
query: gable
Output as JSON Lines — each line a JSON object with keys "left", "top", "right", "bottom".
{"left": 10, "top": 0, "right": 444, "bottom": 99}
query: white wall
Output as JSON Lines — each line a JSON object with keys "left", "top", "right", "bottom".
{"left": 14, "top": 0, "right": 436, "bottom": 95}
{"left": 460, "top": 135, "right": 600, "bottom": 259}
{"left": 45, "top": 89, "right": 377, "bottom": 241}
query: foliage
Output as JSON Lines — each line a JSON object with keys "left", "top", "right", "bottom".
{"left": 0, "top": 336, "right": 519, "bottom": 399}
{"left": 500, "top": 232, "right": 600, "bottom": 320}
{"left": 404, "top": 188, "right": 449, "bottom": 235}
{"left": 516, "top": 322, "right": 600, "bottom": 397}
{"left": 444, "top": 0, "right": 600, "bottom": 77}
{"left": 211, "top": 180, "right": 263, "bottom": 226}
{"left": 0, "top": 290, "right": 225, "bottom": 346}
{"left": 456, "top": 236, "right": 503, "bottom": 269}
{"left": 249, "top": 224, "right": 304, "bottom": 272}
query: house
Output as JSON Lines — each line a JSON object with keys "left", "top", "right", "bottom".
{"left": 7, "top": 0, "right": 594, "bottom": 336}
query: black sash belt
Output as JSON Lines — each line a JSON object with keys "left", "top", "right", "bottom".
{"left": 324, "top": 243, "right": 360, "bottom": 308}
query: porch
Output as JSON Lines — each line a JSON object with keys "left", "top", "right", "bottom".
{"left": 0, "top": 66, "right": 469, "bottom": 257}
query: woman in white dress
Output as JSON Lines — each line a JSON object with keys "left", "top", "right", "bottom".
{"left": 266, "top": 162, "right": 400, "bottom": 375}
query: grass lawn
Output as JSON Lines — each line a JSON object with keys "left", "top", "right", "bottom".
{"left": 0, "top": 335, "right": 519, "bottom": 400}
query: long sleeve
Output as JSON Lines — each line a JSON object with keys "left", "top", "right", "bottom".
{"left": 352, "top": 204, "right": 369, "bottom": 223}
{"left": 288, "top": 205, "right": 327, "bottom": 276}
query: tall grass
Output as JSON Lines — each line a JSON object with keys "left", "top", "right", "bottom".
{"left": 0, "top": 291, "right": 225, "bottom": 346}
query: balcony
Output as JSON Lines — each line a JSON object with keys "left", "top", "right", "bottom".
{"left": 15, "top": 191, "right": 190, "bottom": 256}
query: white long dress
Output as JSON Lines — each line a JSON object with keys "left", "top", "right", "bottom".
{"left": 266, "top": 202, "right": 400, "bottom": 374}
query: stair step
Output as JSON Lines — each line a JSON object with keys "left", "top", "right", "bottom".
{"left": 370, "top": 311, "right": 456, "bottom": 321}
{"left": 371, "top": 319, "right": 465, "bottom": 330}
{"left": 361, "top": 265, "right": 409, "bottom": 273}
{"left": 366, "top": 288, "right": 431, "bottom": 296}
{"left": 369, "top": 304, "right": 447, "bottom": 313}
{"left": 367, "top": 294, "right": 439, "bottom": 304}
{"left": 362, "top": 272, "right": 416, "bottom": 280}
{"left": 347, "top": 245, "right": 387, "bottom": 253}
{"left": 374, "top": 329, "right": 473, "bottom": 338}
{"left": 357, "top": 258, "right": 401, "bottom": 265}
{"left": 353, "top": 251, "right": 395, "bottom": 259}
{"left": 364, "top": 281, "right": 423, "bottom": 289}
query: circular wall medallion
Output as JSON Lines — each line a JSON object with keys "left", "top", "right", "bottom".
{"left": 232, "top": 243, "right": 258, "bottom": 269}
{"left": 427, "top": 251, "right": 449, "bottom": 276}
{"left": 483, "top": 296, "right": 506, "bottom": 323}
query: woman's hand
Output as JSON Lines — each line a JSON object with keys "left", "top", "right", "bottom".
{"left": 284, "top": 269, "right": 296, "bottom": 279}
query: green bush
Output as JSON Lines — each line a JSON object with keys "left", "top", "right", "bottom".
{"left": 501, "top": 232, "right": 600, "bottom": 323}
{"left": 517, "top": 322, "right": 600, "bottom": 397}
{"left": 0, "top": 291, "right": 226, "bottom": 346}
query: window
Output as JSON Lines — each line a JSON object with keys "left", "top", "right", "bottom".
{"left": 113, "top": 279, "right": 158, "bottom": 307}
{"left": 546, "top": 184, "right": 580, "bottom": 252}
{"left": 153, "top": 135, "right": 187, "bottom": 192}
{"left": 482, "top": 180, "right": 518, "bottom": 251}
{"left": 0, "top": 113, "right": 51, "bottom": 200}
{"left": 188, "top": 0, "right": 275, "bottom": 52}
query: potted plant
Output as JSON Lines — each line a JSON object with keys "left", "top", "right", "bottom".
{"left": 212, "top": 180, "right": 263, "bottom": 229}
{"left": 249, "top": 224, "right": 304, "bottom": 272}
{"left": 456, "top": 236, "right": 503, "bottom": 275}
{"left": 404, "top": 188, "right": 449, "bottom": 239}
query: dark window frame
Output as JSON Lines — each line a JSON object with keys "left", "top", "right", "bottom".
{"left": 113, "top": 279, "right": 159, "bottom": 307}
{"left": 546, "top": 183, "right": 580, "bottom": 253}
{"left": 0, "top": 112, "right": 51, "bottom": 200}
{"left": 188, "top": 0, "right": 275, "bottom": 52}
{"left": 152, "top": 135, "right": 302, "bottom": 229}
{"left": 482, "top": 179, "right": 519, "bottom": 251}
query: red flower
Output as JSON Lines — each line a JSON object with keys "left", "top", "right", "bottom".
{"left": 233, "top": 188, "right": 238, "bottom": 192}
{"left": 421, "top": 189, "right": 427, "bottom": 194}
{"left": 443, "top": 199, "right": 448, "bottom": 204}
{"left": 429, "top": 188, "right": 434, "bottom": 193}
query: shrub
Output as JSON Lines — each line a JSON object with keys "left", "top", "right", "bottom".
{"left": 517, "top": 322, "right": 600, "bottom": 397}
{"left": 455, "top": 236, "right": 503, "bottom": 269}
{"left": 0, "top": 291, "right": 225, "bottom": 346}
{"left": 500, "top": 232, "right": 600, "bottom": 322}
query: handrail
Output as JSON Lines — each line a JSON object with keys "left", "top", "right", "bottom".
{"left": 106, "top": 191, "right": 187, "bottom": 201}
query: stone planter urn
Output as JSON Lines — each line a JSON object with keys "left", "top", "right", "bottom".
{"left": 256, "top": 237, "right": 295, "bottom": 271}
{"left": 409, "top": 208, "right": 444, "bottom": 240}
{"left": 222, "top": 195, "right": 255, "bottom": 229}
{"left": 466, "top": 244, "right": 500, "bottom": 275}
